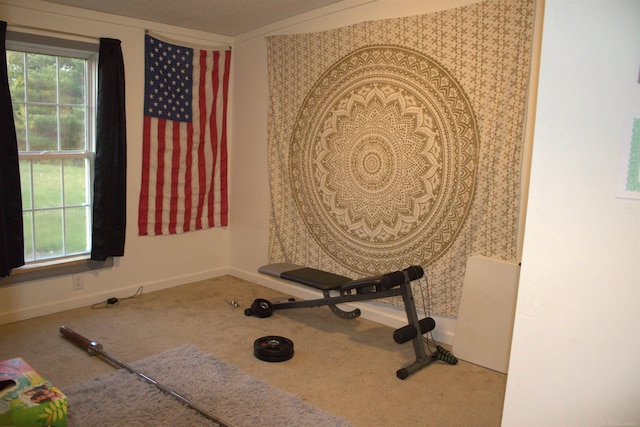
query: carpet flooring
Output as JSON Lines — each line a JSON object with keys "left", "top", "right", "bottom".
{"left": 0, "top": 275, "right": 507, "bottom": 426}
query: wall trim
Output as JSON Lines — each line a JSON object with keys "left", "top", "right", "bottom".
{"left": 1, "top": 266, "right": 456, "bottom": 345}
{"left": 0, "top": 267, "right": 229, "bottom": 326}
{"left": 230, "top": 267, "right": 457, "bottom": 345}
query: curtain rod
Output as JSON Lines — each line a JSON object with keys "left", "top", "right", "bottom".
{"left": 7, "top": 23, "right": 100, "bottom": 42}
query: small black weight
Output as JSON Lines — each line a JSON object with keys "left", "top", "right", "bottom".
{"left": 250, "top": 298, "right": 275, "bottom": 318}
{"left": 253, "top": 336, "right": 294, "bottom": 362}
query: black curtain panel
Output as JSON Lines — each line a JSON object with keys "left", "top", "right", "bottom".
{"left": 0, "top": 21, "right": 25, "bottom": 277}
{"left": 91, "top": 38, "right": 127, "bottom": 261}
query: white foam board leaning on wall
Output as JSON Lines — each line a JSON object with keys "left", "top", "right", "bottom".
{"left": 453, "top": 255, "right": 520, "bottom": 373}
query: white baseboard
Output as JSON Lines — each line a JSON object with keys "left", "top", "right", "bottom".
{"left": 2, "top": 266, "right": 457, "bottom": 346}
{"left": 230, "top": 267, "right": 457, "bottom": 345}
{"left": 0, "top": 267, "right": 229, "bottom": 326}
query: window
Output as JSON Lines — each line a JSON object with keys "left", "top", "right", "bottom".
{"left": 6, "top": 35, "right": 97, "bottom": 266}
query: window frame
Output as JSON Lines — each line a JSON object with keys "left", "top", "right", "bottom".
{"left": 2, "top": 31, "right": 113, "bottom": 284}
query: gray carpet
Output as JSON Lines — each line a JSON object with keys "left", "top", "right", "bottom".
{"left": 63, "top": 345, "right": 352, "bottom": 427}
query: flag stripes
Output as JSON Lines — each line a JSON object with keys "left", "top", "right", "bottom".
{"left": 138, "top": 35, "right": 230, "bottom": 235}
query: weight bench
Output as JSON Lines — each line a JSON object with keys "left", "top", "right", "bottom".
{"left": 246, "top": 263, "right": 436, "bottom": 379}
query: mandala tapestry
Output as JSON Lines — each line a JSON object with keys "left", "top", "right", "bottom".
{"left": 267, "top": 0, "right": 536, "bottom": 316}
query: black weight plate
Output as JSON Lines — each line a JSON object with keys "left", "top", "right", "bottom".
{"left": 254, "top": 335, "right": 294, "bottom": 362}
{"left": 251, "top": 298, "right": 275, "bottom": 318}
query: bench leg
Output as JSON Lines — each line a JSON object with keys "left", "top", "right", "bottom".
{"left": 395, "top": 276, "right": 435, "bottom": 379}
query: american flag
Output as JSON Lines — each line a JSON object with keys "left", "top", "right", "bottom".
{"left": 138, "top": 34, "right": 230, "bottom": 235}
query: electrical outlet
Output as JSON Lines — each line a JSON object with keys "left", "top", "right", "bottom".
{"left": 72, "top": 275, "right": 84, "bottom": 290}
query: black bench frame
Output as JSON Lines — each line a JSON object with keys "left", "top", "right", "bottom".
{"left": 252, "top": 263, "right": 435, "bottom": 379}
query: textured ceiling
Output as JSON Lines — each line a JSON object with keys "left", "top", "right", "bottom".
{"left": 41, "top": 0, "right": 343, "bottom": 36}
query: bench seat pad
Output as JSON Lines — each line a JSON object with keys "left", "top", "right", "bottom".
{"left": 258, "top": 263, "right": 353, "bottom": 291}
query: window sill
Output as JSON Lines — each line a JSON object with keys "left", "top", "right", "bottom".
{"left": 1, "top": 256, "right": 113, "bottom": 285}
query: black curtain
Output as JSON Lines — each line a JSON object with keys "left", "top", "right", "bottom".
{"left": 91, "top": 38, "right": 127, "bottom": 261}
{"left": 0, "top": 21, "right": 25, "bottom": 277}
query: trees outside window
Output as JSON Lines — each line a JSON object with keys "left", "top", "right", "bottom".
{"left": 7, "top": 44, "right": 96, "bottom": 263}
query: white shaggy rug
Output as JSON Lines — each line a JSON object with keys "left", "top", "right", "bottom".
{"left": 63, "top": 345, "right": 351, "bottom": 426}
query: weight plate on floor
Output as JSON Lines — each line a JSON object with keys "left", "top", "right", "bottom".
{"left": 251, "top": 298, "right": 275, "bottom": 318}
{"left": 253, "top": 335, "right": 294, "bottom": 362}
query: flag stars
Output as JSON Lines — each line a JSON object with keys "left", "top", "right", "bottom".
{"left": 144, "top": 35, "right": 195, "bottom": 121}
